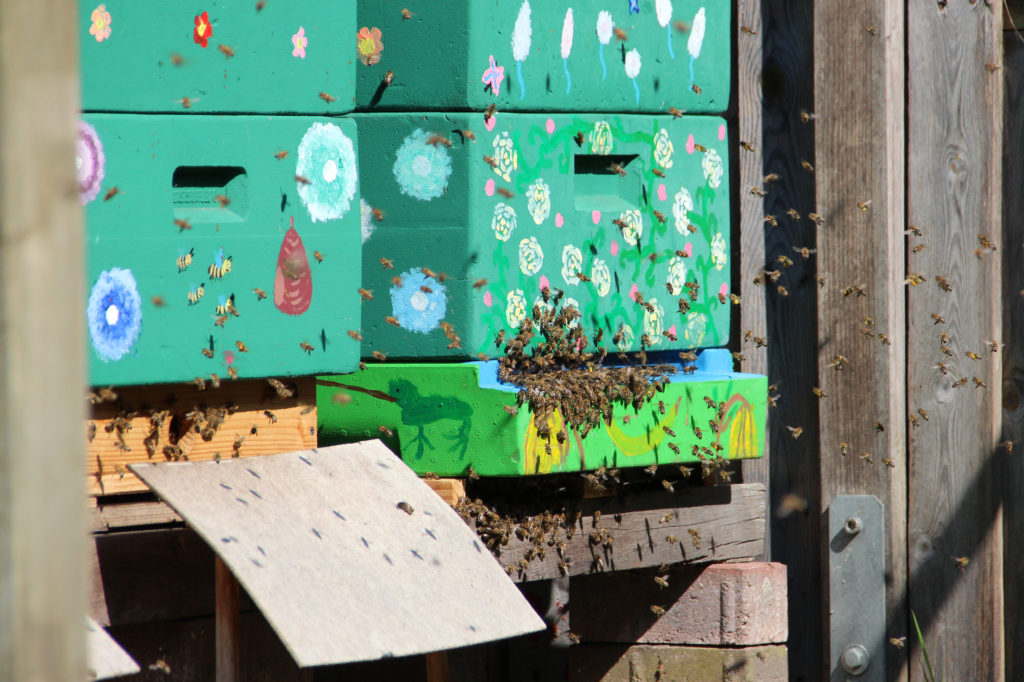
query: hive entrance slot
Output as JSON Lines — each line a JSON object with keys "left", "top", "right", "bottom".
{"left": 573, "top": 154, "right": 640, "bottom": 213}
{"left": 172, "top": 166, "right": 249, "bottom": 223}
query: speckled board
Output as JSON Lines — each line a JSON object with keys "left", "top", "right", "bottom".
{"left": 355, "top": 112, "right": 731, "bottom": 361}
{"left": 79, "top": 2, "right": 355, "bottom": 113}
{"left": 317, "top": 350, "right": 765, "bottom": 477}
{"left": 355, "top": 0, "right": 729, "bottom": 113}
{"left": 80, "top": 115, "right": 361, "bottom": 385}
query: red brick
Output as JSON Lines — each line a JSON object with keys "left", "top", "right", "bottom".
{"left": 570, "top": 562, "right": 787, "bottom": 646}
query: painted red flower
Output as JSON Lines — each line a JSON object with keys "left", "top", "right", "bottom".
{"left": 194, "top": 11, "right": 212, "bottom": 48}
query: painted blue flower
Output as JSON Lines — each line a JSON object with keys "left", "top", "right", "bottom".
{"left": 628, "top": 0, "right": 640, "bottom": 14}
{"left": 481, "top": 54, "right": 505, "bottom": 95}
{"left": 392, "top": 129, "right": 453, "bottom": 201}
{"left": 390, "top": 268, "right": 447, "bottom": 333}
{"left": 88, "top": 267, "right": 141, "bottom": 362}
{"left": 296, "top": 122, "right": 358, "bottom": 223}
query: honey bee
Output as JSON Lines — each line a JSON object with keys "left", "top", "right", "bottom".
{"left": 484, "top": 103, "right": 497, "bottom": 121}
{"left": 931, "top": 313, "right": 945, "bottom": 324}
{"left": 793, "top": 246, "right": 816, "bottom": 260}
{"left": 369, "top": 350, "right": 386, "bottom": 362}
{"left": 785, "top": 208, "right": 801, "bottom": 220}
{"left": 662, "top": 479, "right": 675, "bottom": 493}
{"left": 294, "top": 175, "right": 311, "bottom": 185}
{"left": 313, "top": 251, "right": 323, "bottom": 263}
{"left": 764, "top": 214, "right": 778, "bottom": 227}
{"left": 668, "top": 107, "right": 685, "bottom": 118}
{"left": 952, "top": 556, "right": 969, "bottom": 570}
{"left": 201, "top": 347, "right": 214, "bottom": 358}
{"left": 427, "top": 134, "right": 452, "bottom": 148}
{"left": 668, "top": 442, "right": 680, "bottom": 455}
{"left": 875, "top": 421, "right": 885, "bottom": 432}
{"left": 787, "top": 425, "right": 803, "bottom": 439}
{"left": 777, "top": 255, "right": 794, "bottom": 268}
{"left": 104, "top": 186, "right": 120, "bottom": 201}
{"left": 378, "top": 258, "right": 395, "bottom": 272}
{"left": 170, "top": 52, "right": 185, "bottom": 66}
{"left": 372, "top": 208, "right": 384, "bottom": 221}
{"left": 420, "top": 285, "right": 433, "bottom": 293}
{"left": 858, "top": 200, "right": 873, "bottom": 212}
{"left": 459, "top": 129, "right": 476, "bottom": 142}
{"left": 966, "top": 350, "right": 981, "bottom": 360}
{"left": 187, "top": 284, "right": 205, "bottom": 305}
{"left": 378, "top": 425, "right": 394, "bottom": 438}
{"left": 665, "top": 534, "right": 679, "bottom": 544}
{"left": 652, "top": 168, "right": 666, "bottom": 178}
{"left": 935, "top": 276, "right": 953, "bottom": 292}
{"left": 608, "top": 163, "right": 627, "bottom": 177}
{"left": 357, "top": 288, "right": 373, "bottom": 301}
{"left": 613, "top": 26, "right": 628, "bottom": 40}
{"left": 397, "top": 501, "right": 414, "bottom": 515}
{"left": 694, "top": 143, "right": 707, "bottom": 153}
{"left": 978, "top": 234, "right": 997, "bottom": 250}
{"left": 274, "top": 150, "right": 288, "bottom": 160}
{"left": 385, "top": 316, "right": 401, "bottom": 327}
{"left": 174, "top": 218, "right": 192, "bottom": 231}
{"left": 973, "top": 376, "right": 988, "bottom": 388}
{"left": 300, "top": 342, "right": 314, "bottom": 354}
{"left": 750, "top": 186, "right": 765, "bottom": 197}
{"left": 917, "top": 408, "right": 930, "bottom": 421}
{"left": 985, "top": 62, "right": 1001, "bottom": 72}
{"left": 178, "top": 97, "right": 195, "bottom": 109}
{"left": 347, "top": 330, "right": 363, "bottom": 341}
{"left": 214, "top": 194, "right": 230, "bottom": 208}
{"left": 497, "top": 188, "right": 514, "bottom": 199}
{"left": 401, "top": 8, "right": 413, "bottom": 19}
{"left": 842, "top": 285, "right": 866, "bottom": 297}
{"left": 890, "top": 637, "right": 907, "bottom": 649}
{"left": 650, "top": 605, "right": 666, "bottom": 616}
{"left": 218, "top": 44, "right": 235, "bottom": 58}
{"left": 865, "top": 24, "right": 878, "bottom": 35}
{"left": 952, "top": 377, "right": 967, "bottom": 388}
{"left": 318, "top": 91, "right": 336, "bottom": 103}
{"left": 215, "top": 294, "right": 235, "bottom": 316}
{"left": 208, "top": 248, "right": 232, "bottom": 278}
{"left": 738, "top": 140, "right": 756, "bottom": 152}
{"left": 383, "top": 70, "right": 395, "bottom": 86}
{"left": 688, "top": 528, "right": 702, "bottom": 549}
{"left": 812, "top": 387, "right": 827, "bottom": 398}
{"left": 692, "top": 83, "right": 702, "bottom": 94}
{"left": 233, "top": 434, "right": 246, "bottom": 454}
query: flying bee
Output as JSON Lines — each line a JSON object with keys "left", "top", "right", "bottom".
{"left": 208, "top": 248, "right": 232, "bottom": 279}
{"left": 668, "top": 106, "right": 685, "bottom": 118}
{"left": 787, "top": 425, "right": 803, "bottom": 439}
{"left": 576, "top": 272, "right": 591, "bottom": 282}
{"left": 379, "top": 257, "right": 394, "bottom": 270}
{"left": 214, "top": 194, "right": 230, "bottom": 208}
{"left": 379, "top": 425, "right": 394, "bottom": 438}
{"left": 318, "top": 91, "right": 336, "bottom": 103}
{"left": 470, "top": 278, "right": 487, "bottom": 288}
{"left": 313, "top": 250, "right": 323, "bottom": 263}
{"left": 764, "top": 214, "right": 778, "bottom": 227}
{"left": 740, "top": 140, "right": 755, "bottom": 152}
{"left": 966, "top": 350, "right": 981, "bottom": 360}
{"left": 357, "top": 288, "right": 374, "bottom": 301}
{"left": 497, "top": 188, "right": 514, "bottom": 199}
{"left": 187, "top": 284, "right": 205, "bottom": 305}
{"left": 650, "top": 605, "right": 666, "bottom": 617}
{"left": 935, "top": 276, "right": 953, "bottom": 292}
{"left": 689, "top": 529, "right": 702, "bottom": 549}
{"left": 251, "top": 287, "right": 267, "bottom": 302}
{"left": 235, "top": 340, "right": 249, "bottom": 353}
{"left": 300, "top": 342, "right": 314, "bottom": 354}
{"left": 750, "top": 186, "right": 765, "bottom": 197}
{"left": 104, "top": 186, "right": 120, "bottom": 201}
{"left": 652, "top": 168, "right": 666, "bottom": 178}
{"left": 777, "top": 255, "right": 794, "bottom": 268}
{"left": 662, "top": 480, "right": 675, "bottom": 493}
{"left": 215, "top": 294, "right": 235, "bottom": 316}
{"left": 274, "top": 150, "right": 288, "bottom": 160}
{"left": 665, "top": 534, "right": 679, "bottom": 543}
{"left": 385, "top": 316, "right": 400, "bottom": 327}
{"left": 420, "top": 285, "right": 433, "bottom": 293}
{"left": 427, "top": 134, "right": 452, "bottom": 148}
{"left": 294, "top": 175, "right": 311, "bottom": 185}
{"left": 793, "top": 246, "right": 816, "bottom": 260}
{"left": 458, "top": 129, "right": 476, "bottom": 142}
{"left": 890, "top": 637, "right": 907, "bottom": 649}
{"left": 383, "top": 70, "right": 395, "bottom": 86}
{"left": 613, "top": 26, "right": 628, "bottom": 40}
{"left": 694, "top": 143, "right": 707, "bottom": 153}
{"left": 801, "top": 160, "right": 814, "bottom": 172}
{"left": 812, "top": 387, "right": 827, "bottom": 398}
{"left": 484, "top": 103, "right": 497, "bottom": 121}
{"left": 952, "top": 377, "right": 968, "bottom": 388}
{"left": 858, "top": 200, "right": 872, "bottom": 212}
{"left": 174, "top": 218, "right": 192, "bottom": 231}
{"left": 347, "top": 330, "right": 363, "bottom": 341}
{"left": 608, "top": 163, "right": 627, "bottom": 177}
{"left": 218, "top": 43, "right": 235, "bottom": 58}
{"left": 692, "top": 83, "right": 702, "bottom": 94}
{"left": 201, "top": 347, "right": 214, "bottom": 359}
{"left": 953, "top": 556, "right": 969, "bottom": 571}
{"left": 227, "top": 367, "right": 238, "bottom": 380}
{"left": 372, "top": 350, "right": 387, "bottom": 362}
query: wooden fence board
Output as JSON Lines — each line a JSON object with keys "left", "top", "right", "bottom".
{"left": 907, "top": 1, "right": 1004, "bottom": 679}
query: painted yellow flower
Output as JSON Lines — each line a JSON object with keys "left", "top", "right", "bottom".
{"left": 684, "top": 312, "right": 706, "bottom": 347}
{"left": 590, "top": 121, "right": 613, "bottom": 155}
{"left": 518, "top": 237, "right": 543, "bottom": 275}
{"left": 711, "top": 232, "right": 727, "bottom": 270}
{"left": 527, "top": 178, "right": 551, "bottom": 224}
{"left": 643, "top": 297, "right": 664, "bottom": 346}
{"left": 492, "top": 202, "right": 517, "bottom": 242}
{"left": 667, "top": 256, "right": 688, "bottom": 294}
{"left": 653, "top": 128, "right": 674, "bottom": 169}
{"left": 560, "top": 244, "right": 583, "bottom": 285}
{"left": 506, "top": 289, "right": 527, "bottom": 328}
{"left": 615, "top": 324, "right": 634, "bottom": 351}
{"left": 492, "top": 131, "right": 518, "bottom": 182}
{"left": 618, "top": 209, "right": 643, "bottom": 246}
{"left": 90, "top": 4, "right": 111, "bottom": 42}
{"left": 702, "top": 148, "right": 723, "bottom": 188}
{"left": 591, "top": 258, "right": 611, "bottom": 297}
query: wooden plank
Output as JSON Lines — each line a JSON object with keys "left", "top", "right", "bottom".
{"left": 1002, "top": 34, "right": 1024, "bottom": 681}
{"left": 735, "top": 0, "right": 770, "bottom": 563}
{"left": 907, "top": 1, "right": 1004, "bottom": 680}
{"left": 87, "top": 377, "right": 316, "bottom": 496}
{"left": 568, "top": 643, "right": 787, "bottom": 682}
{"left": 88, "top": 538, "right": 110, "bottom": 626}
{"left": 91, "top": 499, "right": 184, "bottom": 532}
{"left": 131, "top": 442, "right": 545, "bottom": 667}
{"left": 424, "top": 479, "right": 466, "bottom": 507}
{"left": 86, "top": 617, "right": 140, "bottom": 681}
{"left": 425, "top": 652, "right": 450, "bottom": 682}
{"left": 494, "top": 484, "right": 766, "bottom": 583}
{"left": 0, "top": 0, "right": 86, "bottom": 678}
{"left": 814, "top": 2, "right": 909, "bottom": 681}
{"left": 216, "top": 557, "right": 241, "bottom": 682}
{"left": 755, "top": 1, "right": 823, "bottom": 678}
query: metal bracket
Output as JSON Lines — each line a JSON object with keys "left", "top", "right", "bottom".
{"left": 827, "top": 495, "right": 886, "bottom": 681}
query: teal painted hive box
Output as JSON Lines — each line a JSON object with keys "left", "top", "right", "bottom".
{"left": 80, "top": 115, "right": 362, "bottom": 385}
{"left": 355, "top": 112, "right": 731, "bottom": 360}
{"left": 317, "top": 350, "right": 766, "bottom": 477}
{"left": 355, "top": 0, "right": 729, "bottom": 113}
{"left": 80, "top": 2, "right": 355, "bottom": 113}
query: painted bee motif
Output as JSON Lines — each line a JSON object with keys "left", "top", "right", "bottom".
{"left": 187, "top": 284, "right": 205, "bottom": 305}
{"left": 208, "top": 248, "right": 232, "bottom": 279}
{"left": 176, "top": 247, "right": 194, "bottom": 272}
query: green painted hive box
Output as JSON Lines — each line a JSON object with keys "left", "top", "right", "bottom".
{"left": 80, "top": 115, "right": 362, "bottom": 385}
{"left": 80, "top": 2, "right": 355, "bottom": 113}
{"left": 317, "top": 350, "right": 765, "bottom": 477}
{"left": 355, "top": 0, "right": 729, "bottom": 113}
{"left": 355, "top": 112, "right": 731, "bottom": 360}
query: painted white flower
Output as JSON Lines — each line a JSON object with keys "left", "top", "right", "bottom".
{"left": 644, "top": 298, "right": 665, "bottom": 346}
{"left": 512, "top": 1, "right": 532, "bottom": 61}
{"left": 702, "top": 148, "right": 723, "bottom": 188}
{"left": 561, "top": 8, "right": 574, "bottom": 59}
{"left": 618, "top": 209, "right": 643, "bottom": 246}
{"left": 360, "top": 199, "right": 375, "bottom": 243}
{"left": 684, "top": 312, "right": 707, "bottom": 348}
{"left": 518, "top": 237, "right": 544, "bottom": 275}
{"left": 591, "top": 258, "right": 611, "bottom": 297}
{"left": 615, "top": 324, "right": 635, "bottom": 351}
{"left": 561, "top": 244, "right": 583, "bottom": 285}
{"left": 672, "top": 187, "right": 694, "bottom": 234}
{"left": 596, "top": 10, "right": 614, "bottom": 45}
{"left": 667, "top": 256, "right": 688, "bottom": 293}
{"left": 590, "top": 120, "right": 613, "bottom": 155}
{"left": 296, "top": 122, "right": 358, "bottom": 223}
{"left": 492, "top": 202, "right": 517, "bottom": 242}
{"left": 624, "top": 49, "right": 641, "bottom": 79}
{"left": 711, "top": 232, "right": 727, "bottom": 271}
{"left": 653, "top": 128, "right": 674, "bottom": 169}
{"left": 506, "top": 289, "right": 528, "bottom": 328}
{"left": 492, "top": 131, "right": 518, "bottom": 182}
{"left": 688, "top": 8, "right": 706, "bottom": 59}
{"left": 527, "top": 178, "right": 551, "bottom": 224}
{"left": 656, "top": 0, "right": 673, "bottom": 27}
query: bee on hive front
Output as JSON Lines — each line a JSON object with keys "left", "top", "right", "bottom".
{"left": 208, "top": 248, "right": 232, "bottom": 279}
{"left": 215, "top": 294, "right": 235, "bottom": 316}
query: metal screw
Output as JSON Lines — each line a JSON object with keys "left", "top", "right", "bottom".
{"left": 841, "top": 644, "right": 870, "bottom": 675}
{"left": 843, "top": 517, "right": 863, "bottom": 536}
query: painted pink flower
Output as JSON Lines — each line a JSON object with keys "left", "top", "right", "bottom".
{"left": 628, "top": 283, "right": 639, "bottom": 301}
{"left": 610, "top": 240, "right": 619, "bottom": 256}
{"left": 483, "top": 290, "right": 493, "bottom": 307}
{"left": 90, "top": 4, "right": 111, "bottom": 42}
{"left": 591, "top": 209, "right": 601, "bottom": 224}
{"left": 546, "top": 118, "right": 556, "bottom": 134}
{"left": 719, "top": 282, "right": 729, "bottom": 296}
{"left": 683, "top": 242, "right": 692, "bottom": 257}
{"left": 668, "top": 324, "right": 677, "bottom": 338}
{"left": 555, "top": 212, "right": 564, "bottom": 228}
{"left": 485, "top": 178, "right": 495, "bottom": 196}
{"left": 481, "top": 54, "right": 505, "bottom": 95}
{"left": 484, "top": 114, "right": 497, "bottom": 132}
{"left": 657, "top": 184, "right": 667, "bottom": 201}
{"left": 223, "top": 350, "right": 235, "bottom": 366}
{"left": 686, "top": 134, "right": 695, "bottom": 154}
{"left": 718, "top": 124, "right": 726, "bottom": 140}
{"left": 539, "top": 275, "right": 550, "bottom": 291}
{"left": 292, "top": 27, "right": 308, "bottom": 58}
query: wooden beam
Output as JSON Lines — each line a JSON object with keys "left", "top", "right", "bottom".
{"left": 0, "top": 0, "right": 86, "bottom": 678}
{"left": 423, "top": 478, "right": 466, "bottom": 507}
{"left": 91, "top": 498, "right": 184, "bottom": 533}
{"left": 814, "top": 2, "right": 908, "bottom": 680}
{"left": 497, "top": 484, "right": 766, "bottom": 583}
{"left": 735, "top": 0, "right": 770, "bottom": 563}
{"left": 1001, "top": 33, "right": 1024, "bottom": 680}
{"left": 907, "top": 1, "right": 1005, "bottom": 679}
{"left": 425, "top": 652, "right": 450, "bottom": 682}
{"left": 215, "top": 557, "right": 241, "bottom": 682}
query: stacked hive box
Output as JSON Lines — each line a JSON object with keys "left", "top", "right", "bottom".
{"left": 79, "top": 2, "right": 362, "bottom": 385}
{"left": 318, "top": 0, "right": 766, "bottom": 476}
